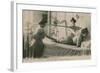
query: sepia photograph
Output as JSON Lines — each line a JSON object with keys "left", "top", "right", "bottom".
{"left": 22, "top": 10, "right": 91, "bottom": 62}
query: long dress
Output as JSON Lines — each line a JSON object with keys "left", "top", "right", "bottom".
{"left": 32, "top": 28, "right": 45, "bottom": 58}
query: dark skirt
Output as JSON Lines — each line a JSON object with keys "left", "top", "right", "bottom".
{"left": 33, "top": 40, "right": 45, "bottom": 58}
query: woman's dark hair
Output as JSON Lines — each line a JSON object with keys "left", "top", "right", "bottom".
{"left": 39, "top": 13, "right": 47, "bottom": 27}
{"left": 81, "top": 28, "right": 88, "bottom": 34}
{"left": 70, "top": 17, "right": 76, "bottom": 23}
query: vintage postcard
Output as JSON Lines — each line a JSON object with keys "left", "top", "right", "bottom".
{"left": 22, "top": 10, "right": 91, "bottom": 62}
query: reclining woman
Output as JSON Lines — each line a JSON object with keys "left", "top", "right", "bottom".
{"left": 59, "top": 17, "right": 81, "bottom": 46}
{"left": 54, "top": 17, "right": 89, "bottom": 47}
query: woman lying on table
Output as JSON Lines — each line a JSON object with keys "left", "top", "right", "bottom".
{"left": 51, "top": 17, "right": 89, "bottom": 47}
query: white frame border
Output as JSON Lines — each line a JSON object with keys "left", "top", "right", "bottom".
{"left": 11, "top": 1, "right": 97, "bottom": 72}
